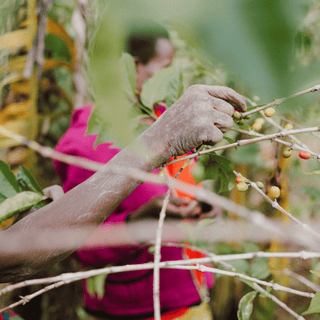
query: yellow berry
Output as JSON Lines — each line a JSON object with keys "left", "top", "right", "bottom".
{"left": 236, "top": 182, "right": 248, "bottom": 192}
{"left": 269, "top": 186, "right": 280, "bottom": 199}
{"left": 284, "top": 123, "right": 293, "bottom": 130}
{"left": 256, "top": 118, "right": 265, "bottom": 124}
{"left": 264, "top": 107, "right": 275, "bottom": 117}
{"left": 252, "top": 122, "right": 262, "bottom": 131}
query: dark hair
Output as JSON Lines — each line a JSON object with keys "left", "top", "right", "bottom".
{"left": 125, "top": 23, "right": 169, "bottom": 65}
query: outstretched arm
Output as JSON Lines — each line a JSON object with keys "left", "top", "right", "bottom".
{"left": 0, "top": 85, "right": 246, "bottom": 283}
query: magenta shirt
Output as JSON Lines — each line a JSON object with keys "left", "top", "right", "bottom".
{"left": 54, "top": 106, "right": 213, "bottom": 318}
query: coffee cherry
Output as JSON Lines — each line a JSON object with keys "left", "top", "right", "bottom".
{"left": 256, "top": 181, "right": 264, "bottom": 189}
{"left": 264, "top": 107, "right": 275, "bottom": 117}
{"left": 299, "top": 150, "right": 311, "bottom": 160}
{"left": 233, "top": 111, "right": 241, "bottom": 120}
{"left": 244, "top": 115, "right": 251, "bottom": 120}
{"left": 238, "top": 119, "right": 245, "bottom": 126}
{"left": 269, "top": 186, "right": 280, "bottom": 199}
{"left": 236, "top": 182, "right": 248, "bottom": 192}
{"left": 284, "top": 123, "right": 293, "bottom": 130}
{"left": 282, "top": 148, "right": 292, "bottom": 158}
{"left": 236, "top": 176, "right": 246, "bottom": 183}
{"left": 252, "top": 122, "right": 262, "bottom": 131}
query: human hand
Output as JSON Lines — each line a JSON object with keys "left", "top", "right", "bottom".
{"left": 144, "top": 85, "right": 246, "bottom": 162}
{"left": 43, "top": 185, "right": 64, "bottom": 201}
{"left": 127, "top": 195, "right": 220, "bottom": 222}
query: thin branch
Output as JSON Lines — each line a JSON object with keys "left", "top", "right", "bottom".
{"left": 1, "top": 259, "right": 315, "bottom": 313}
{"left": 153, "top": 188, "right": 172, "bottom": 320}
{"left": 253, "top": 283, "right": 306, "bottom": 320}
{"left": 241, "top": 84, "right": 320, "bottom": 118}
{"left": 284, "top": 268, "right": 320, "bottom": 292}
{"left": 2, "top": 251, "right": 319, "bottom": 296}
{"left": 165, "top": 127, "right": 320, "bottom": 166}
{"left": 233, "top": 171, "right": 320, "bottom": 240}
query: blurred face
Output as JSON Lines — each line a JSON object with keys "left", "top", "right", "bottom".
{"left": 136, "top": 38, "right": 175, "bottom": 91}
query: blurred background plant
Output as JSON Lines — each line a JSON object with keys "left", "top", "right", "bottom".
{"left": 1, "top": 0, "right": 320, "bottom": 319}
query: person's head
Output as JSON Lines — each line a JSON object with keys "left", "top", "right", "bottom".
{"left": 125, "top": 27, "right": 175, "bottom": 91}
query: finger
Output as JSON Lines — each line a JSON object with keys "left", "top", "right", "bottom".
{"left": 168, "top": 196, "right": 191, "bottom": 207}
{"left": 179, "top": 200, "right": 201, "bottom": 217}
{"left": 198, "top": 124, "right": 224, "bottom": 146}
{"left": 206, "top": 85, "right": 247, "bottom": 112}
{"left": 210, "top": 97, "right": 234, "bottom": 116}
{"left": 211, "top": 109, "right": 234, "bottom": 133}
{"left": 43, "top": 185, "right": 64, "bottom": 201}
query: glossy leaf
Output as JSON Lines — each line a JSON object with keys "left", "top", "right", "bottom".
{"left": 0, "top": 193, "right": 7, "bottom": 204}
{"left": 16, "top": 166, "right": 44, "bottom": 195}
{"left": 0, "top": 191, "right": 42, "bottom": 223}
{"left": 120, "top": 52, "right": 137, "bottom": 103}
{"left": 165, "top": 68, "right": 184, "bottom": 107}
{"left": 302, "top": 291, "right": 320, "bottom": 315}
{"left": 140, "top": 66, "right": 177, "bottom": 109}
{"left": 0, "top": 160, "right": 21, "bottom": 197}
{"left": 237, "top": 291, "right": 257, "bottom": 320}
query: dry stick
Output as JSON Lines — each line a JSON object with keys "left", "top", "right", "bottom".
{"left": 241, "top": 84, "right": 320, "bottom": 118}
{"left": 245, "top": 95, "right": 314, "bottom": 154}
{"left": 165, "top": 127, "right": 320, "bottom": 166}
{"left": 284, "top": 268, "right": 320, "bottom": 292}
{"left": 1, "top": 256, "right": 316, "bottom": 313}
{"left": 280, "top": 116, "right": 320, "bottom": 140}
{"left": 2, "top": 251, "right": 320, "bottom": 297}
{"left": 233, "top": 171, "right": 320, "bottom": 240}
{"left": 153, "top": 187, "right": 172, "bottom": 320}
{"left": 0, "top": 125, "right": 103, "bottom": 171}
{"left": 157, "top": 242, "right": 235, "bottom": 271}
{"left": 252, "top": 283, "right": 306, "bottom": 320}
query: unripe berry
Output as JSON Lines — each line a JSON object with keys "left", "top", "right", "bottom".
{"left": 284, "top": 123, "right": 293, "bottom": 130}
{"left": 269, "top": 186, "right": 280, "bottom": 199}
{"left": 253, "top": 96, "right": 260, "bottom": 102}
{"left": 236, "top": 182, "right": 248, "bottom": 192}
{"left": 264, "top": 107, "right": 275, "bottom": 117}
{"left": 256, "top": 181, "right": 264, "bottom": 189}
{"left": 148, "top": 246, "right": 155, "bottom": 254}
{"left": 236, "top": 176, "right": 246, "bottom": 183}
{"left": 282, "top": 148, "right": 292, "bottom": 158}
{"left": 256, "top": 118, "right": 265, "bottom": 124}
{"left": 299, "top": 150, "right": 311, "bottom": 160}
{"left": 233, "top": 111, "right": 241, "bottom": 120}
{"left": 244, "top": 115, "right": 251, "bottom": 120}
{"left": 238, "top": 119, "right": 245, "bottom": 126}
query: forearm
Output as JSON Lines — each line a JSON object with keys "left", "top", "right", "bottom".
{"left": 0, "top": 131, "right": 163, "bottom": 282}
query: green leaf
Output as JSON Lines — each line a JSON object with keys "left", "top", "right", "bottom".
{"left": 120, "top": 52, "right": 137, "bottom": 104}
{"left": 210, "top": 154, "right": 234, "bottom": 173}
{"left": 0, "top": 192, "right": 7, "bottom": 204}
{"left": 86, "top": 274, "right": 108, "bottom": 299}
{"left": 140, "top": 66, "right": 177, "bottom": 108}
{"left": 302, "top": 291, "right": 320, "bottom": 315}
{"left": 45, "top": 34, "right": 72, "bottom": 62}
{"left": 0, "top": 191, "right": 42, "bottom": 223}
{"left": 250, "top": 258, "right": 270, "bottom": 280}
{"left": 223, "top": 136, "right": 236, "bottom": 144}
{"left": 16, "top": 166, "right": 44, "bottom": 195}
{"left": 165, "top": 68, "right": 184, "bottom": 107}
{"left": 94, "top": 274, "right": 108, "bottom": 299}
{"left": 237, "top": 291, "right": 257, "bottom": 320}
{"left": 0, "top": 160, "right": 21, "bottom": 197}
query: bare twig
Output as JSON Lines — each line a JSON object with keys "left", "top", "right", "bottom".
{"left": 234, "top": 171, "right": 320, "bottom": 240}
{"left": 153, "top": 188, "right": 172, "bottom": 320}
{"left": 1, "top": 257, "right": 315, "bottom": 313}
{"left": 253, "top": 283, "right": 306, "bottom": 320}
{"left": 2, "top": 250, "right": 319, "bottom": 297}
{"left": 241, "top": 84, "right": 320, "bottom": 118}
{"left": 165, "top": 127, "right": 320, "bottom": 166}
{"left": 284, "top": 268, "right": 320, "bottom": 292}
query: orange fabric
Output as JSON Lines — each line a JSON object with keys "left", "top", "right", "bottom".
{"left": 184, "top": 246, "right": 206, "bottom": 287}
{"left": 146, "top": 307, "right": 189, "bottom": 320}
{"left": 165, "top": 156, "right": 202, "bottom": 199}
